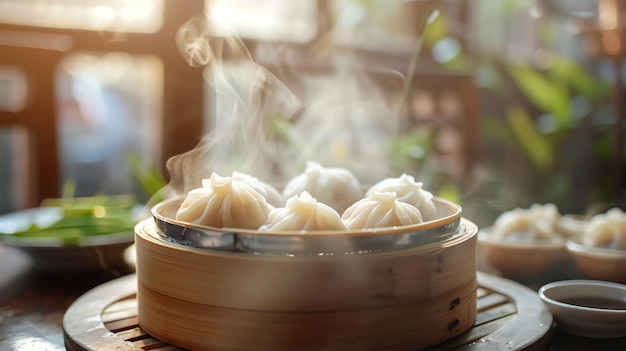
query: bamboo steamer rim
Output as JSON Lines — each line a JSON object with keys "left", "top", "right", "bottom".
{"left": 135, "top": 217, "right": 477, "bottom": 262}
{"left": 151, "top": 195, "right": 462, "bottom": 238}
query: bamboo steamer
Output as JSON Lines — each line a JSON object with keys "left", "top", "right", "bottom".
{"left": 135, "top": 199, "right": 478, "bottom": 351}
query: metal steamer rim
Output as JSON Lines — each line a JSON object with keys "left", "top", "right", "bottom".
{"left": 149, "top": 196, "right": 464, "bottom": 256}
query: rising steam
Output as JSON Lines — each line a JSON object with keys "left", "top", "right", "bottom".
{"left": 166, "top": 13, "right": 302, "bottom": 195}
{"left": 166, "top": 11, "right": 405, "bottom": 197}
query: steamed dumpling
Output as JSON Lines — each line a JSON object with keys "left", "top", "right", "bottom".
{"left": 176, "top": 172, "right": 274, "bottom": 229}
{"left": 582, "top": 208, "right": 626, "bottom": 250}
{"left": 263, "top": 191, "right": 346, "bottom": 231}
{"left": 491, "top": 203, "right": 561, "bottom": 240}
{"left": 367, "top": 173, "right": 437, "bottom": 221}
{"left": 341, "top": 191, "right": 423, "bottom": 229}
{"left": 232, "top": 171, "right": 284, "bottom": 207}
{"left": 282, "top": 161, "right": 363, "bottom": 214}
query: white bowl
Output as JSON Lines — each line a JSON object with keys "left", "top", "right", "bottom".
{"left": 478, "top": 228, "right": 570, "bottom": 278}
{"left": 566, "top": 239, "right": 626, "bottom": 284}
{"left": 538, "top": 280, "right": 626, "bottom": 338}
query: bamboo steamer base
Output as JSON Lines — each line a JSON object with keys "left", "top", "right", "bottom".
{"left": 62, "top": 272, "right": 553, "bottom": 351}
{"left": 138, "top": 282, "right": 475, "bottom": 350}
{"left": 134, "top": 218, "right": 479, "bottom": 351}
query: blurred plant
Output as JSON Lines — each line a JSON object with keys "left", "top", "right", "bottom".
{"left": 127, "top": 152, "right": 168, "bottom": 204}
{"left": 389, "top": 1, "right": 615, "bottom": 224}
{"left": 240, "top": 1, "right": 618, "bottom": 223}
{"left": 481, "top": 54, "right": 611, "bottom": 213}
{"left": 5, "top": 153, "right": 169, "bottom": 245}
{"left": 3, "top": 181, "right": 138, "bottom": 245}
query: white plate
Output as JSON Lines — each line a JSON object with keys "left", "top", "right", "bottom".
{"left": 538, "top": 280, "right": 626, "bottom": 338}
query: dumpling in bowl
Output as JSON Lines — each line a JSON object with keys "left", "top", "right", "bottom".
{"left": 262, "top": 191, "right": 346, "bottom": 231}
{"left": 341, "top": 191, "right": 423, "bottom": 229}
{"left": 282, "top": 161, "right": 363, "bottom": 214}
{"left": 491, "top": 203, "right": 561, "bottom": 240}
{"left": 366, "top": 173, "right": 437, "bottom": 221}
{"left": 582, "top": 207, "right": 626, "bottom": 250}
{"left": 176, "top": 172, "right": 274, "bottom": 229}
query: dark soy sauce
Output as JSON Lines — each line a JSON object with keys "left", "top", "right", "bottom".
{"left": 560, "top": 296, "right": 626, "bottom": 310}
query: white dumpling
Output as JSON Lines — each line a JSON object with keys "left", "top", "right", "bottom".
{"left": 367, "top": 173, "right": 437, "bottom": 221}
{"left": 583, "top": 208, "right": 626, "bottom": 250}
{"left": 282, "top": 161, "right": 363, "bottom": 214}
{"left": 176, "top": 172, "right": 274, "bottom": 229}
{"left": 491, "top": 203, "right": 560, "bottom": 240}
{"left": 490, "top": 209, "right": 531, "bottom": 237}
{"left": 341, "top": 191, "right": 423, "bottom": 229}
{"left": 263, "top": 191, "right": 346, "bottom": 231}
{"left": 232, "top": 171, "right": 284, "bottom": 207}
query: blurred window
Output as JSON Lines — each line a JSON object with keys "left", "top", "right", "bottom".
{"left": 330, "top": 0, "right": 410, "bottom": 49}
{"left": 0, "top": 127, "right": 29, "bottom": 213}
{"left": 206, "top": 0, "right": 318, "bottom": 43}
{"left": 0, "top": 0, "right": 164, "bottom": 33}
{"left": 56, "top": 52, "right": 163, "bottom": 198}
{"left": 0, "top": 66, "right": 27, "bottom": 112}
{"left": 0, "top": 0, "right": 173, "bottom": 213}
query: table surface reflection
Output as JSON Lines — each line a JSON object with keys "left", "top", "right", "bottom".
{"left": 0, "top": 244, "right": 625, "bottom": 351}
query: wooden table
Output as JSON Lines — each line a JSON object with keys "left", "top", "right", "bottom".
{"left": 0, "top": 245, "right": 133, "bottom": 350}
{"left": 1, "top": 244, "right": 625, "bottom": 351}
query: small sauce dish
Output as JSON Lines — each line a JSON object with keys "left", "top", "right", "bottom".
{"left": 538, "top": 280, "right": 626, "bottom": 338}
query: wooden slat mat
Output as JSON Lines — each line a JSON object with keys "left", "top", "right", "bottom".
{"left": 63, "top": 272, "right": 552, "bottom": 351}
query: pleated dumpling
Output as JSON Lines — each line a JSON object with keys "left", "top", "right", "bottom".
{"left": 263, "top": 192, "right": 346, "bottom": 231}
{"left": 341, "top": 191, "right": 423, "bottom": 229}
{"left": 366, "top": 173, "right": 437, "bottom": 221}
{"left": 282, "top": 161, "right": 363, "bottom": 214}
{"left": 491, "top": 203, "right": 560, "bottom": 240}
{"left": 176, "top": 172, "right": 274, "bottom": 229}
{"left": 582, "top": 208, "right": 626, "bottom": 250}
{"left": 232, "top": 171, "right": 284, "bottom": 207}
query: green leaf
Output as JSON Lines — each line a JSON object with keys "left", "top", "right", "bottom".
{"left": 127, "top": 153, "right": 167, "bottom": 201}
{"left": 13, "top": 227, "right": 84, "bottom": 239}
{"left": 441, "top": 49, "right": 470, "bottom": 72}
{"left": 269, "top": 113, "right": 306, "bottom": 152}
{"left": 507, "top": 64, "right": 571, "bottom": 128}
{"left": 61, "top": 180, "right": 77, "bottom": 198}
{"left": 507, "top": 106, "right": 554, "bottom": 172}
{"left": 395, "top": 130, "right": 436, "bottom": 158}
{"left": 481, "top": 116, "right": 516, "bottom": 144}
{"left": 437, "top": 184, "right": 461, "bottom": 204}
{"left": 548, "top": 55, "right": 610, "bottom": 101}
{"left": 423, "top": 10, "right": 448, "bottom": 46}
{"left": 544, "top": 172, "right": 572, "bottom": 200}
{"left": 594, "top": 135, "right": 612, "bottom": 157}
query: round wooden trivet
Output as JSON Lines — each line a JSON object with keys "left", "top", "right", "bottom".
{"left": 63, "top": 272, "right": 553, "bottom": 351}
